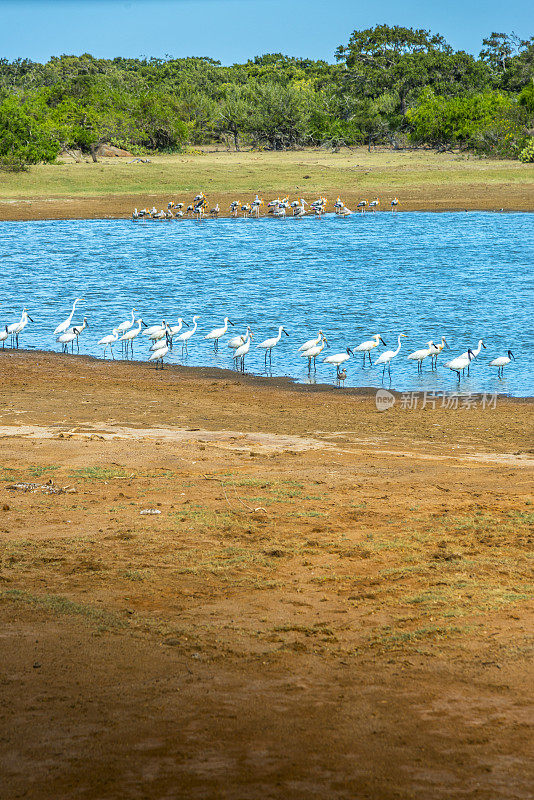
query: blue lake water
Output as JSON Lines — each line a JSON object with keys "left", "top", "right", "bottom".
{"left": 1, "top": 212, "right": 533, "bottom": 396}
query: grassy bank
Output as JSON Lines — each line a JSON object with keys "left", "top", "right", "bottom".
{"left": 0, "top": 148, "right": 533, "bottom": 218}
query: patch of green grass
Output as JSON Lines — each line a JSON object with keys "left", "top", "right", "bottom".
{"left": 1, "top": 589, "right": 127, "bottom": 629}
{"left": 69, "top": 467, "right": 127, "bottom": 481}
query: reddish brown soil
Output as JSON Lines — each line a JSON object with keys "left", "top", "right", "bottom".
{"left": 1, "top": 351, "right": 533, "bottom": 799}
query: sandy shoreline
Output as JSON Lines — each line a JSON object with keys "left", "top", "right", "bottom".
{"left": 1, "top": 350, "right": 533, "bottom": 798}
{"left": 5, "top": 347, "right": 534, "bottom": 401}
{"left": 1, "top": 187, "right": 534, "bottom": 221}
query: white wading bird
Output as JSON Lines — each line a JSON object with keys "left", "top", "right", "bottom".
{"left": 233, "top": 329, "right": 253, "bottom": 372}
{"left": 257, "top": 325, "right": 289, "bottom": 366}
{"left": 116, "top": 309, "right": 137, "bottom": 335}
{"left": 8, "top": 309, "right": 34, "bottom": 348}
{"left": 301, "top": 335, "right": 328, "bottom": 372}
{"left": 205, "top": 317, "right": 234, "bottom": 351}
{"left": 443, "top": 349, "right": 475, "bottom": 381}
{"left": 56, "top": 317, "right": 88, "bottom": 353}
{"left": 54, "top": 298, "right": 84, "bottom": 335}
{"left": 375, "top": 334, "right": 407, "bottom": 378}
{"left": 323, "top": 347, "right": 354, "bottom": 377}
{"left": 98, "top": 329, "right": 120, "bottom": 359}
{"left": 167, "top": 318, "right": 188, "bottom": 348}
{"left": 176, "top": 315, "right": 199, "bottom": 354}
{"left": 298, "top": 331, "right": 323, "bottom": 353}
{"left": 460, "top": 339, "right": 486, "bottom": 375}
{"left": 355, "top": 333, "right": 387, "bottom": 366}
{"left": 406, "top": 341, "right": 434, "bottom": 373}
{"left": 143, "top": 321, "right": 166, "bottom": 338}
{"left": 228, "top": 325, "right": 252, "bottom": 350}
{"left": 149, "top": 343, "right": 168, "bottom": 369}
{"left": 489, "top": 350, "right": 515, "bottom": 377}
{"left": 429, "top": 337, "right": 448, "bottom": 370}
{"left": 120, "top": 318, "right": 145, "bottom": 357}
{"left": 0, "top": 326, "right": 9, "bottom": 348}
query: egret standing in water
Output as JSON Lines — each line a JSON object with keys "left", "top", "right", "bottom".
{"left": 116, "top": 309, "right": 137, "bottom": 335}
{"left": 257, "top": 325, "right": 289, "bottom": 367}
{"left": 176, "top": 315, "right": 199, "bottom": 355}
{"left": 460, "top": 339, "right": 486, "bottom": 375}
{"left": 489, "top": 350, "right": 515, "bottom": 377}
{"left": 233, "top": 329, "right": 253, "bottom": 372}
{"left": 167, "top": 318, "right": 188, "bottom": 348}
{"left": 375, "top": 334, "right": 406, "bottom": 379}
{"left": 355, "top": 334, "right": 387, "bottom": 366}
{"left": 54, "top": 298, "right": 84, "bottom": 336}
{"left": 0, "top": 326, "right": 8, "bottom": 348}
{"left": 205, "top": 317, "right": 234, "bottom": 351}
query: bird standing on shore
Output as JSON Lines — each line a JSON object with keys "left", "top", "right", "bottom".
{"left": 8, "top": 309, "right": 34, "bottom": 348}
{"left": 98, "top": 329, "right": 120, "bottom": 359}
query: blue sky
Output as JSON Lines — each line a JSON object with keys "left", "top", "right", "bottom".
{"left": 0, "top": 0, "right": 532, "bottom": 64}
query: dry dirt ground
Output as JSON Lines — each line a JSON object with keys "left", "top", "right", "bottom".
{"left": 0, "top": 351, "right": 532, "bottom": 800}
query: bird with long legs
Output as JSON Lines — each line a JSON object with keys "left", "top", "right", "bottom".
{"left": 298, "top": 331, "right": 323, "bottom": 353}
{"left": 0, "top": 326, "right": 8, "bottom": 348}
{"left": 406, "top": 341, "right": 434, "bottom": 373}
{"left": 167, "top": 318, "right": 188, "bottom": 348}
{"left": 57, "top": 317, "right": 88, "bottom": 353}
{"left": 205, "top": 317, "right": 234, "bottom": 351}
{"left": 98, "top": 329, "right": 120, "bottom": 359}
{"left": 489, "top": 350, "right": 515, "bottom": 377}
{"left": 54, "top": 298, "right": 83, "bottom": 336}
{"left": 323, "top": 347, "right": 354, "bottom": 378}
{"left": 8, "top": 309, "right": 34, "bottom": 348}
{"left": 460, "top": 339, "right": 486, "bottom": 375}
{"left": 375, "top": 334, "right": 407, "bottom": 380}
{"left": 257, "top": 325, "right": 289, "bottom": 368}
{"left": 301, "top": 335, "right": 328, "bottom": 373}
{"left": 176, "top": 315, "right": 199, "bottom": 356}
{"left": 233, "top": 329, "right": 253, "bottom": 372}
{"left": 120, "top": 318, "right": 145, "bottom": 358}
{"left": 228, "top": 325, "right": 252, "bottom": 351}
{"left": 429, "top": 337, "right": 448, "bottom": 370}
{"left": 149, "top": 343, "right": 168, "bottom": 369}
{"left": 443, "top": 349, "right": 475, "bottom": 381}
{"left": 355, "top": 333, "right": 387, "bottom": 366}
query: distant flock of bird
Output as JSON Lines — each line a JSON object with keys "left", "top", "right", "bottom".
{"left": 1, "top": 299, "right": 517, "bottom": 384}
{"left": 132, "top": 194, "right": 400, "bottom": 220}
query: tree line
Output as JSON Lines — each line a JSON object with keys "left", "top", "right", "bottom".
{"left": 1, "top": 25, "right": 533, "bottom": 169}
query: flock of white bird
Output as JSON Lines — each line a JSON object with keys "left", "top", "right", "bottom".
{"left": 132, "top": 194, "right": 401, "bottom": 220}
{"left": 0, "top": 299, "right": 517, "bottom": 385}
